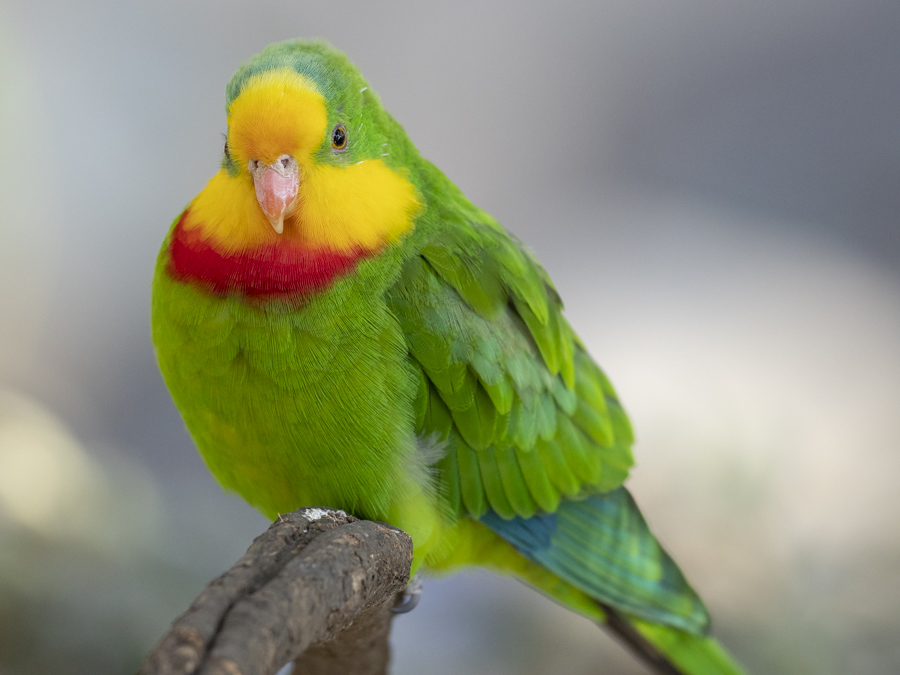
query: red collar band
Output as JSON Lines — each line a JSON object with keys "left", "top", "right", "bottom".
{"left": 167, "top": 213, "right": 367, "bottom": 298}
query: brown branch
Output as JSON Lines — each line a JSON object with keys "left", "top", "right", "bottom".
{"left": 292, "top": 600, "right": 395, "bottom": 675}
{"left": 140, "top": 507, "right": 413, "bottom": 675}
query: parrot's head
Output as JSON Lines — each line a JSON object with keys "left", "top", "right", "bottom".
{"left": 169, "top": 41, "right": 422, "bottom": 297}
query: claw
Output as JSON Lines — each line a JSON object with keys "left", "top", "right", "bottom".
{"left": 391, "top": 574, "right": 422, "bottom": 614}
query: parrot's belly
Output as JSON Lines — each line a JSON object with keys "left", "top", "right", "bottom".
{"left": 153, "top": 282, "right": 419, "bottom": 521}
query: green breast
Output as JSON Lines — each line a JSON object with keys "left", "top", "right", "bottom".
{"left": 151, "top": 256, "right": 419, "bottom": 521}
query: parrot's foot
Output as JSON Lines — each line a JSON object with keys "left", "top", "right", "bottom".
{"left": 391, "top": 574, "right": 422, "bottom": 614}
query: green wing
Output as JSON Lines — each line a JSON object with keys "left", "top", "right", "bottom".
{"left": 386, "top": 210, "right": 635, "bottom": 521}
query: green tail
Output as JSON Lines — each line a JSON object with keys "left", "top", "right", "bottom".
{"left": 479, "top": 489, "right": 747, "bottom": 674}
{"left": 602, "top": 604, "right": 746, "bottom": 675}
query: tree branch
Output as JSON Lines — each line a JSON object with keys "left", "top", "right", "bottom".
{"left": 140, "top": 507, "right": 413, "bottom": 675}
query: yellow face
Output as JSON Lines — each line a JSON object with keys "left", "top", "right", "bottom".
{"left": 227, "top": 68, "right": 327, "bottom": 167}
{"left": 183, "top": 68, "right": 420, "bottom": 254}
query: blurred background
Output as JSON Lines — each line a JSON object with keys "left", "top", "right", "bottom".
{"left": 1, "top": 1, "right": 898, "bottom": 673}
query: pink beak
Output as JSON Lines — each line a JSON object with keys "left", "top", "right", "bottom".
{"left": 250, "top": 156, "right": 299, "bottom": 234}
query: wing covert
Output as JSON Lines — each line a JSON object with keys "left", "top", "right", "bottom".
{"left": 387, "top": 213, "right": 634, "bottom": 520}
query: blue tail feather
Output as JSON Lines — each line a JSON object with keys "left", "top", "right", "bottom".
{"left": 480, "top": 487, "right": 710, "bottom": 634}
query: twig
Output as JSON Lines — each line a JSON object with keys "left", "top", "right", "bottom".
{"left": 140, "top": 507, "right": 413, "bottom": 675}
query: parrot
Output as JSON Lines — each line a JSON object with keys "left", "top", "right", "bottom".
{"left": 151, "top": 39, "right": 745, "bottom": 674}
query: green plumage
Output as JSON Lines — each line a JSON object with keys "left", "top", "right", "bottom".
{"left": 151, "top": 39, "right": 745, "bottom": 674}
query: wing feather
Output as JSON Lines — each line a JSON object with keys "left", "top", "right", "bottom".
{"left": 388, "top": 212, "right": 633, "bottom": 520}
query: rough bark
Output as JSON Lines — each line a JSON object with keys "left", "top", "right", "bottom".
{"left": 140, "top": 507, "right": 413, "bottom": 675}
{"left": 291, "top": 599, "right": 395, "bottom": 675}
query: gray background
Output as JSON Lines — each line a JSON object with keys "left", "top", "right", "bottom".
{"left": 1, "top": 1, "right": 899, "bottom": 673}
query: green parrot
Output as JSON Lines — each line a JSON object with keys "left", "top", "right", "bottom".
{"left": 151, "top": 39, "right": 745, "bottom": 674}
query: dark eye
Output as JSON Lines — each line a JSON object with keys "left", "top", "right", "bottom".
{"left": 224, "top": 140, "right": 231, "bottom": 163}
{"left": 331, "top": 124, "right": 347, "bottom": 151}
